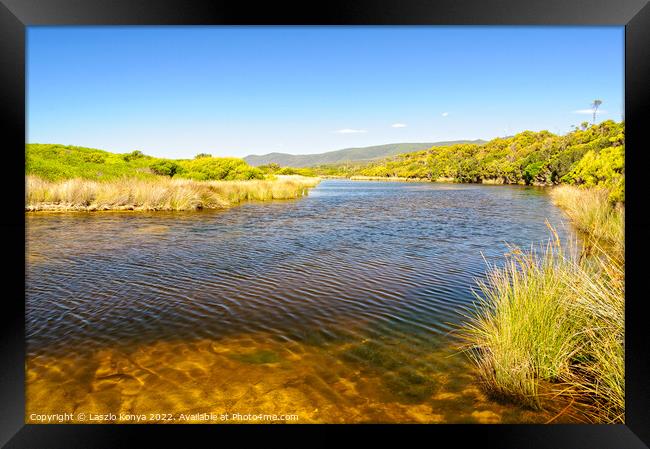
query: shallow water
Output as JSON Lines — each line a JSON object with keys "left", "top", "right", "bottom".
{"left": 26, "top": 180, "right": 575, "bottom": 423}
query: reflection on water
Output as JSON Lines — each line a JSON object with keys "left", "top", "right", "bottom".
{"left": 26, "top": 180, "right": 574, "bottom": 423}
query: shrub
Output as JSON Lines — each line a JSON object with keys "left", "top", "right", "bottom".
{"left": 562, "top": 145, "right": 624, "bottom": 202}
{"left": 177, "top": 157, "right": 264, "bottom": 181}
{"left": 277, "top": 167, "right": 317, "bottom": 177}
{"left": 258, "top": 163, "right": 281, "bottom": 174}
{"left": 122, "top": 150, "right": 146, "bottom": 162}
{"left": 82, "top": 153, "right": 106, "bottom": 164}
{"left": 149, "top": 159, "right": 180, "bottom": 177}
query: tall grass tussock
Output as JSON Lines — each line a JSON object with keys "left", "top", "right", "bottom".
{"left": 26, "top": 175, "right": 320, "bottom": 212}
{"left": 461, "top": 186, "right": 624, "bottom": 423}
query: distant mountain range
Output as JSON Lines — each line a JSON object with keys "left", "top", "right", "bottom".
{"left": 244, "top": 140, "right": 487, "bottom": 167}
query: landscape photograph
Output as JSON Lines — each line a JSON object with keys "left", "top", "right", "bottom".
{"left": 26, "top": 26, "right": 624, "bottom": 424}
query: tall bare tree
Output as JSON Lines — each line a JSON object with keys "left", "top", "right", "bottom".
{"left": 591, "top": 99, "right": 602, "bottom": 124}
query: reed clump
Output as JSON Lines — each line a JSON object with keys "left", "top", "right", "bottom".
{"left": 26, "top": 175, "right": 320, "bottom": 212}
{"left": 461, "top": 186, "right": 624, "bottom": 423}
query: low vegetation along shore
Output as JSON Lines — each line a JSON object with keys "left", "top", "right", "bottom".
{"left": 25, "top": 144, "right": 320, "bottom": 211}
{"left": 26, "top": 175, "right": 319, "bottom": 212}
{"left": 461, "top": 184, "right": 624, "bottom": 423}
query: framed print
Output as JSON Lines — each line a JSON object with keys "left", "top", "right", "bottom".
{"left": 1, "top": 0, "right": 649, "bottom": 447}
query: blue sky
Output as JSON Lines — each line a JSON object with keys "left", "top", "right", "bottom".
{"left": 27, "top": 26, "right": 624, "bottom": 159}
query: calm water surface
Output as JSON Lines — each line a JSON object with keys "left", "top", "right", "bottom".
{"left": 26, "top": 180, "right": 573, "bottom": 423}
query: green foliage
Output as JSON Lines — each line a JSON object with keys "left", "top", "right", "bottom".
{"left": 266, "top": 163, "right": 281, "bottom": 171}
{"left": 311, "top": 163, "right": 367, "bottom": 177}
{"left": 26, "top": 144, "right": 266, "bottom": 182}
{"left": 257, "top": 163, "right": 281, "bottom": 174}
{"left": 82, "top": 153, "right": 106, "bottom": 164}
{"left": 278, "top": 167, "right": 317, "bottom": 177}
{"left": 149, "top": 159, "right": 180, "bottom": 177}
{"left": 257, "top": 163, "right": 317, "bottom": 177}
{"left": 123, "top": 150, "right": 146, "bottom": 162}
{"left": 194, "top": 153, "right": 212, "bottom": 159}
{"left": 26, "top": 144, "right": 156, "bottom": 181}
{"left": 316, "top": 121, "right": 625, "bottom": 200}
{"left": 176, "top": 157, "right": 264, "bottom": 181}
{"left": 523, "top": 161, "right": 545, "bottom": 184}
{"left": 563, "top": 145, "right": 625, "bottom": 202}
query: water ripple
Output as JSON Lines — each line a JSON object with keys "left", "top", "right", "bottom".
{"left": 25, "top": 180, "right": 575, "bottom": 423}
{"left": 26, "top": 180, "right": 571, "bottom": 356}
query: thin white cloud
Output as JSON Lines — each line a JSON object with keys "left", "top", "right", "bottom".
{"left": 391, "top": 123, "right": 407, "bottom": 128}
{"left": 573, "top": 109, "right": 608, "bottom": 114}
{"left": 441, "top": 112, "right": 449, "bottom": 117}
{"left": 333, "top": 128, "right": 367, "bottom": 134}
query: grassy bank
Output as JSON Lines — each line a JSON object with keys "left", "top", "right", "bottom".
{"left": 26, "top": 175, "right": 320, "bottom": 212}
{"left": 26, "top": 144, "right": 270, "bottom": 181}
{"left": 461, "top": 186, "right": 624, "bottom": 423}
{"left": 550, "top": 185, "right": 624, "bottom": 255}
{"left": 26, "top": 144, "right": 320, "bottom": 212}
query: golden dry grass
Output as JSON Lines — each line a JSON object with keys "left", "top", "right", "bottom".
{"left": 550, "top": 185, "right": 624, "bottom": 254}
{"left": 26, "top": 175, "right": 320, "bottom": 212}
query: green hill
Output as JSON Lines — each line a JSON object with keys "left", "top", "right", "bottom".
{"left": 244, "top": 141, "right": 487, "bottom": 167}
{"left": 26, "top": 144, "right": 265, "bottom": 181}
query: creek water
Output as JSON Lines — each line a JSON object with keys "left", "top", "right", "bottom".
{"left": 26, "top": 180, "right": 574, "bottom": 423}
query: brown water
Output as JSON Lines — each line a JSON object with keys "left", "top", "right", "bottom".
{"left": 26, "top": 180, "right": 575, "bottom": 423}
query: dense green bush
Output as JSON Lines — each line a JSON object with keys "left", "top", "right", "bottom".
{"left": 258, "top": 163, "right": 281, "bottom": 173}
{"left": 257, "top": 163, "right": 316, "bottom": 177}
{"left": 278, "top": 167, "right": 316, "bottom": 177}
{"left": 316, "top": 120, "right": 624, "bottom": 201}
{"left": 149, "top": 159, "right": 180, "bottom": 177}
{"left": 563, "top": 145, "right": 625, "bottom": 202}
{"left": 176, "top": 157, "right": 264, "bottom": 180}
{"left": 122, "top": 150, "right": 146, "bottom": 162}
{"left": 81, "top": 153, "right": 106, "bottom": 164}
{"left": 26, "top": 144, "right": 266, "bottom": 182}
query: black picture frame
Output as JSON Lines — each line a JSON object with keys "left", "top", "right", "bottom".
{"left": 2, "top": 1, "right": 649, "bottom": 447}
